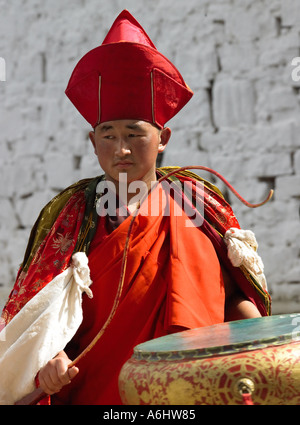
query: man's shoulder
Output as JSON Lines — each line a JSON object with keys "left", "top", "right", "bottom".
{"left": 20, "top": 176, "right": 103, "bottom": 274}
{"left": 45, "top": 175, "right": 103, "bottom": 210}
{"left": 53, "top": 176, "right": 101, "bottom": 200}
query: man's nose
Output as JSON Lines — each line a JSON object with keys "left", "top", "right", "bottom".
{"left": 115, "top": 137, "right": 131, "bottom": 156}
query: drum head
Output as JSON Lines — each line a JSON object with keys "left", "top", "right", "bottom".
{"left": 134, "top": 314, "right": 300, "bottom": 360}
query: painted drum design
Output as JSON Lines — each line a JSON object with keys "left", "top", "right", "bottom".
{"left": 118, "top": 314, "right": 300, "bottom": 405}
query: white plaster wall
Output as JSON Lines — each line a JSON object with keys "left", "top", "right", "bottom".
{"left": 0, "top": 0, "right": 299, "bottom": 314}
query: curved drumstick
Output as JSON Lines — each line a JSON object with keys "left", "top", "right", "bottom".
{"left": 157, "top": 166, "right": 273, "bottom": 208}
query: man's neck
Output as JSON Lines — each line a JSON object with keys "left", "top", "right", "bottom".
{"left": 105, "top": 169, "right": 157, "bottom": 206}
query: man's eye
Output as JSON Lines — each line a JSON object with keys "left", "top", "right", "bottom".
{"left": 128, "top": 133, "right": 143, "bottom": 138}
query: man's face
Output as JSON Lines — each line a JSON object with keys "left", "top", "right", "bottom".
{"left": 89, "top": 119, "right": 171, "bottom": 187}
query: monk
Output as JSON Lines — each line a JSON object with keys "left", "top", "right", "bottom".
{"left": 1, "top": 10, "right": 271, "bottom": 405}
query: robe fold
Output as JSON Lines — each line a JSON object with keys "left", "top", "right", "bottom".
{"left": 1, "top": 167, "right": 271, "bottom": 405}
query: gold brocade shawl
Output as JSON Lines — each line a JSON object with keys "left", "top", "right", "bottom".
{"left": 3, "top": 167, "right": 271, "bottom": 322}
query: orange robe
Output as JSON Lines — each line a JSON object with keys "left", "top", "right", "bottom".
{"left": 2, "top": 170, "right": 270, "bottom": 405}
{"left": 53, "top": 191, "right": 225, "bottom": 405}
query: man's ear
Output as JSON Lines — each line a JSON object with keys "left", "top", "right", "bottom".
{"left": 89, "top": 130, "right": 96, "bottom": 153}
{"left": 158, "top": 127, "right": 171, "bottom": 153}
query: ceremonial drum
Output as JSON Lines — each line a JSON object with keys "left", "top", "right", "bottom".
{"left": 118, "top": 314, "right": 300, "bottom": 405}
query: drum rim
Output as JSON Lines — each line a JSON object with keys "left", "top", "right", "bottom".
{"left": 133, "top": 314, "right": 300, "bottom": 361}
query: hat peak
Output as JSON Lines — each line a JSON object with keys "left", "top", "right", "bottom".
{"left": 101, "top": 10, "right": 156, "bottom": 49}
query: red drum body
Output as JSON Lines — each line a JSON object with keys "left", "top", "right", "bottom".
{"left": 119, "top": 314, "right": 300, "bottom": 405}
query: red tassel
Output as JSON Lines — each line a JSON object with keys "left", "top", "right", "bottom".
{"left": 242, "top": 393, "right": 254, "bottom": 405}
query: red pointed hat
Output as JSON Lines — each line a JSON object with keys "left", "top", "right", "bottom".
{"left": 65, "top": 10, "right": 193, "bottom": 128}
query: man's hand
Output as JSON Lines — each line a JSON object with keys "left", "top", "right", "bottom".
{"left": 38, "top": 351, "right": 79, "bottom": 395}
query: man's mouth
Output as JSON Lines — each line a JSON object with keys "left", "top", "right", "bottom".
{"left": 115, "top": 161, "right": 133, "bottom": 168}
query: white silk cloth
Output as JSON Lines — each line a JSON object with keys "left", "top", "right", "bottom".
{"left": 224, "top": 227, "right": 267, "bottom": 291}
{"left": 0, "top": 252, "right": 92, "bottom": 405}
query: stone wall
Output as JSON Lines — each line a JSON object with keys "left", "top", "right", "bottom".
{"left": 0, "top": 0, "right": 299, "bottom": 314}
